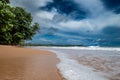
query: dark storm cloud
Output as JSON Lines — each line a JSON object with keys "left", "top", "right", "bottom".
{"left": 101, "top": 0, "right": 120, "bottom": 14}
{"left": 40, "top": 0, "right": 87, "bottom": 20}
{"left": 102, "top": 26, "right": 120, "bottom": 38}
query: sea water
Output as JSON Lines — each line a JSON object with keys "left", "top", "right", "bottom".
{"left": 32, "top": 46, "right": 120, "bottom": 80}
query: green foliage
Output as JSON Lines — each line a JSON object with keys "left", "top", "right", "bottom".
{"left": 0, "top": 1, "right": 15, "bottom": 44}
{"left": 0, "top": 0, "right": 10, "bottom": 4}
{"left": 0, "top": 1, "right": 39, "bottom": 45}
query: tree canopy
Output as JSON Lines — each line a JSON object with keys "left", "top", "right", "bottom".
{"left": 1, "top": 0, "right": 10, "bottom": 3}
{"left": 0, "top": 1, "right": 39, "bottom": 45}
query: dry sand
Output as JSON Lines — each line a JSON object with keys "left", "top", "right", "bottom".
{"left": 0, "top": 45, "right": 63, "bottom": 80}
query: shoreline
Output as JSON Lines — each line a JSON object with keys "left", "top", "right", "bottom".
{"left": 0, "top": 45, "right": 63, "bottom": 80}
{"left": 37, "top": 46, "right": 120, "bottom": 80}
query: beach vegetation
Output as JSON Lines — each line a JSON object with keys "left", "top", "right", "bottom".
{"left": 0, "top": 0, "right": 39, "bottom": 45}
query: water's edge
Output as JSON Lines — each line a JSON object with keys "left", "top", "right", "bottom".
{"left": 29, "top": 46, "right": 120, "bottom": 80}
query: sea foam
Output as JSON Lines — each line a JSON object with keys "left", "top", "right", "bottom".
{"left": 30, "top": 46, "right": 120, "bottom": 80}
{"left": 51, "top": 50, "right": 109, "bottom": 80}
{"left": 33, "top": 46, "right": 120, "bottom": 52}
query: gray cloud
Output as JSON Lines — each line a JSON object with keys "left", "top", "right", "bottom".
{"left": 11, "top": 0, "right": 53, "bottom": 13}
{"left": 11, "top": 0, "right": 120, "bottom": 46}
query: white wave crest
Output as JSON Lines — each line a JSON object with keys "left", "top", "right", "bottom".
{"left": 51, "top": 50, "right": 109, "bottom": 80}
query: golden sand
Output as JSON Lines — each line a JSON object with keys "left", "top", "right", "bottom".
{"left": 0, "top": 45, "right": 63, "bottom": 80}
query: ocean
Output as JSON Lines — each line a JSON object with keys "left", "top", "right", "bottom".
{"left": 31, "top": 46, "right": 120, "bottom": 80}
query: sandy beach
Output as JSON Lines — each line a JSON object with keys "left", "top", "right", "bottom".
{"left": 0, "top": 45, "right": 63, "bottom": 80}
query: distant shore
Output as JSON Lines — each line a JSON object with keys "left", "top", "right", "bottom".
{"left": 0, "top": 45, "right": 63, "bottom": 80}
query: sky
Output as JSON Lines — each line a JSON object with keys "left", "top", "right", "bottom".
{"left": 11, "top": 0, "right": 120, "bottom": 46}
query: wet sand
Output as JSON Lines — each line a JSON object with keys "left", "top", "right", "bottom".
{"left": 70, "top": 50, "right": 120, "bottom": 80}
{"left": 77, "top": 56, "right": 120, "bottom": 80}
{"left": 0, "top": 45, "right": 63, "bottom": 80}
